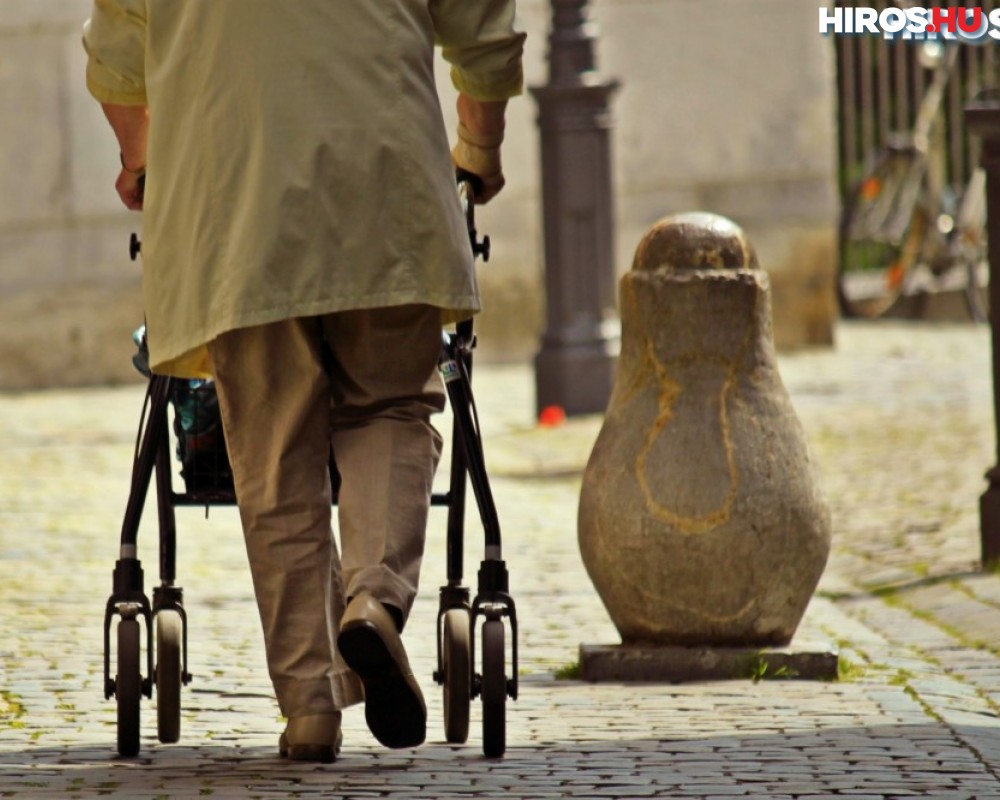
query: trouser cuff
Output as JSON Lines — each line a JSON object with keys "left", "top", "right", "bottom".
{"left": 273, "top": 672, "right": 364, "bottom": 718}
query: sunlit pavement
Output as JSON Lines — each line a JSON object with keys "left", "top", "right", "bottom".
{"left": 2, "top": 320, "right": 1000, "bottom": 798}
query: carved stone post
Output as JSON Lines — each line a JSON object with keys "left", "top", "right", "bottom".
{"left": 531, "top": 0, "right": 620, "bottom": 417}
{"left": 578, "top": 213, "right": 831, "bottom": 646}
{"left": 966, "top": 97, "right": 1000, "bottom": 566}
{"left": 577, "top": 214, "right": 837, "bottom": 682}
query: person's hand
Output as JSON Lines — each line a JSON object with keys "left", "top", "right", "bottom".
{"left": 115, "top": 157, "right": 145, "bottom": 211}
{"left": 99, "top": 105, "right": 149, "bottom": 210}
{"left": 451, "top": 122, "right": 505, "bottom": 204}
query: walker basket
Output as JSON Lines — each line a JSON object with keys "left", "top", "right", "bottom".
{"left": 170, "top": 379, "right": 235, "bottom": 499}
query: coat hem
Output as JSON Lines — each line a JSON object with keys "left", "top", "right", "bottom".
{"left": 149, "top": 293, "right": 481, "bottom": 378}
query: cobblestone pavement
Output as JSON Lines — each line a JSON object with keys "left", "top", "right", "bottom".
{"left": 2, "top": 320, "right": 1000, "bottom": 798}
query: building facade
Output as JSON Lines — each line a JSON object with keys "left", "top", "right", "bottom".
{"left": 0, "top": 0, "right": 838, "bottom": 389}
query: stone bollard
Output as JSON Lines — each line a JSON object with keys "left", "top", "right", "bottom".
{"left": 578, "top": 213, "right": 831, "bottom": 656}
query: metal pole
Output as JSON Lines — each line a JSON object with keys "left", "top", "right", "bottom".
{"left": 530, "top": 0, "right": 620, "bottom": 417}
{"left": 967, "top": 96, "right": 1000, "bottom": 566}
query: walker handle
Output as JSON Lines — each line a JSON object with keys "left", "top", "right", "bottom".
{"left": 457, "top": 173, "right": 491, "bottom": 263}
{"left": 456, "top": 168, "right": 485, "bottom": 201}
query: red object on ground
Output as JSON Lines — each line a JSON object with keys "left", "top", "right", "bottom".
{"left": 538, "top": 405, "right": 566, "bottom": 428}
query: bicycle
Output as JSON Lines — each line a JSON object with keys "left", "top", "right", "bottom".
{"left": 838, "top": 41, "right": 990, "bottom": 322}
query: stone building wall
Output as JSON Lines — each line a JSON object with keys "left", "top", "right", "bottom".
{"left": 1, "top": 0, "right": 141, "bottom": 389}
{"left": 0, "top": 0, "right": 838, "bottom": 390}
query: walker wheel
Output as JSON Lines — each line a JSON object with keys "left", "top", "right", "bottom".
{"left": 481, "top": 619, "right": 506, "bottom": 758}
{"left": 155, "top": 611, "right": 183, "bottom": 744}
{"left": 442, "top": 609, "right": 471, "bottom": 744}
{"left": 116, "top": 618, "right": 142, "bottom": 757}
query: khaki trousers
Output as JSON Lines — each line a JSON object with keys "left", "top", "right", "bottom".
{"left": 207, "top": 306, "right": 445, "bottom": 718}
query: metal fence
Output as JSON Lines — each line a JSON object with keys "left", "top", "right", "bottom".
{"left": 835, "top": 1, "right": 999, "bottom": 199}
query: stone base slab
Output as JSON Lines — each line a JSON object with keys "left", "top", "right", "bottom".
{"left": 579, "top": 640, "right": 840, "bottom": 683}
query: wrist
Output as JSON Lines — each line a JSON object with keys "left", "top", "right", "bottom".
{"left": 456, "top": 122, "right": 504, "bottom": 150}
{"left": 456, "top": 95, "right": 507, "bottom": 140}
{"left": 120, "top": 152, "right": 146, "bottom": 176}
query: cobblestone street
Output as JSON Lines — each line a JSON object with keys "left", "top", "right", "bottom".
{"left": 2, "top": 320, "right": 1000, "bottom": 798}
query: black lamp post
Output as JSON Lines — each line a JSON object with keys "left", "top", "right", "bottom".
{"left": 967, "top": 94, "right": 1000, "bottom": 565}
{"left": 531, "top": 0, "right": 620, "bottom": 417}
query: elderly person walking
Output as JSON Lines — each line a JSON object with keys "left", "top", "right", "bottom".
{"left": 83, "top": 0, "right": 524, "bottom": 762}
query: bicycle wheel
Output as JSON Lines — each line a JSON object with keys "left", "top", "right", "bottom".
{"left": 116, "top": 618, "right": 142, "bottom": 758}
{"left": 839, "top": 153, "right": 929, "bottom": 318}
{"left": 155, "top": 611, "right": 183, "bottom": 744}
{"left": 481, "top": 619, "right": 506, "bottom": 758}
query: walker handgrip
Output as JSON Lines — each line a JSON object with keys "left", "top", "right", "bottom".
{"left": 456, "top": 171, "right": 490, "bottom": 263}
{"left": 456, "top": 168, "right": 485, "bottom": 201}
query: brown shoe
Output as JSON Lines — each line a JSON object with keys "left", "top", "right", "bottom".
{"left": 338, "top": 594, "right": 426, "bottom": 749}
{"left": 278, "top": 712, "right": 343, "bottom": 763}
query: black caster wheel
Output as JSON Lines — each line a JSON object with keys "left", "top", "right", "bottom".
{"left": 155, "top": 610, "right": 183, "bottom": 744}
{"left": 116, "top": 618, "right": 142, "bottom": 758}
{"left": 481, "top": 619, "right": 506, "bottom": 758}
{"left": 442, "top": 609, "right": 471, "bottom": 744}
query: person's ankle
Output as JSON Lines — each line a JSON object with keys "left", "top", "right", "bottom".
{"left": 382, "top": 602, "right": 404, "bottom": 633}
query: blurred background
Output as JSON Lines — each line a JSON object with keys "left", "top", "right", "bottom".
{"left": 6, "top": 0, "right": 972, "bottom": 391}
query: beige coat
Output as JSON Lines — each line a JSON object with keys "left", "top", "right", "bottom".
{"left": 84, "top": 0, "right": 525, "bottom": 377}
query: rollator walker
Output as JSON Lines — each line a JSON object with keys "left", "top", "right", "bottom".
{"left": 102, "top": 179, "right": 519, "bottom": 759}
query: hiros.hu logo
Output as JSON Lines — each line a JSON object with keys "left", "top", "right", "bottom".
{"left": 820, "top": 6, "right": 1000, "bottom": 41}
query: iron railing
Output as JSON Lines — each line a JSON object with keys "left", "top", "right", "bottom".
{"left": 835, "top": 1, "right": 999, "bottom": 199}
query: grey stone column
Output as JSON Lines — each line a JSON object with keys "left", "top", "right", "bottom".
{"left": 530, "top": 0, "right": 620, "bottom": 417}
